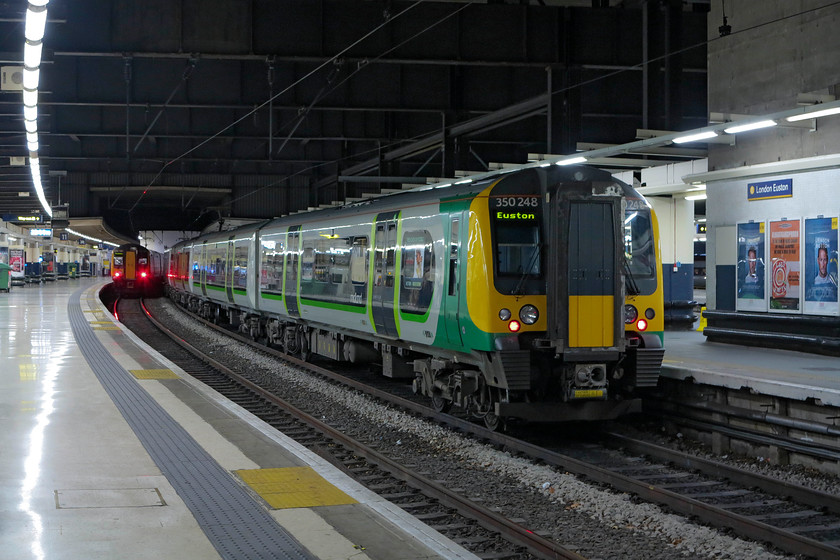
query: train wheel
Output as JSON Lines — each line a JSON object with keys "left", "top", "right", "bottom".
{"left": 483, "top": 411, "right": 503, "bottom": 431}
{"left": 431, "top": 394, "right": 451, "bottom": 413}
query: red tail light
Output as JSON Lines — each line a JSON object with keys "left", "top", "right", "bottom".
{"left": 637, "top": 318, "right": 648, "bottom": 331}
{"left": 141, "top": 272, "right": 147, "bottom": 278}
{"left": 508, "top": 320, "right": 521, "bottom": 332}
{"left": 114, "top": 272, "right": 121, "bottom": 278}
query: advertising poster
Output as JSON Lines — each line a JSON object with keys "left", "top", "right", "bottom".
{"left": 736, "top": 222, "right": 766, "bottom": 311}
{"left": 769, "top": 219, "right": 801, "bottom": 312}
{"left": 10, "top": 248, "right": 24, "bottom": 277}
{"left": 803, "top": 217, "right": 839, "bottom": 316}
{"left": 0, "top": 246, "right": 7, "bottom": 265}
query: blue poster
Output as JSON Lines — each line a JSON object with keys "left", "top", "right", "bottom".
{"left": 737, "top": 222, "right": 765, "bottom": 301}
{"left": 804, "top": 217, "right": 838, "bottom": 304}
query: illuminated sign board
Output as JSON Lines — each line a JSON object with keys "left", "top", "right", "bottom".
{"left": 495, "top": 211, "right": 538, "bottom": 221}
{"left": 30, "top": 228, "right": 52, "bottom": 237}
{"left": 748, "top": 179, "right": 793, "bottom": 201}
{"left": 2, "top": 214, "right": 42, "bottom": 223}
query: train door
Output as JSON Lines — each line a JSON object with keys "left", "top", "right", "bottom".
{"left": 371, "top": 212, "right": 399, "bottom": 337}
{"left": 199, "top": 242, "right": 208, "bottom": 296}
{"left": 443, "top": 212, "right": 463, "bottom": 346}
{"left": 125, "top": 248, "right": 136, "bottom": 281}
{"left": 225, "top": 237, "right": 235, "bottom": 302}
{"left": 567, "top": 200, "right": 621, "bottom": 348}
{"left": 284, "top": 228, "right": 301, "bottom": 317}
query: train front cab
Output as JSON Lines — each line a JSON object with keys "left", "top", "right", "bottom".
{"left": 457, "top": 168, "right": 664, "bottom": 424}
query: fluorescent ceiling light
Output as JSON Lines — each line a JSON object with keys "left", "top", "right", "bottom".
{"left": 24, "top": 119, "right": 38, "bottom": 133}
{"left": 685, "top": 193, "right": 707, "bottom": 201}
{"left": 22, "top": 67, "right": 39, "bottom": 90}
{"left": 724, "top": 120, "right": 777, "bottom": 134}
{"left": 22, "top": 88, "right": 38, "bottom": 106}
{"left": 23, "top": 105, "right": 37, "bottom": 121}
{"left": 24, "top": 41, "right": 43, "bottom": 68}
{"left": 24, "top": 6, "right": 48, "bottom": 42}
{"left": 454, "top": 178, "right": 472, "bottom": 184}
{"left": 786, "top": 106, "right": 840, "bottom": 122}
{"left": 26, "top": 132, "right": 38, "bottom": 143}
{"left": 556, "top": 156, "right": 587, "bottom": 166}
{"left": 28, "top": 0, "right": 51, "bottom": 7}
{"left": 673, "top": 131, "right": 718, "bottom": 144}
{"left": 27, "top": 139, "right": 39, "bottom": 151}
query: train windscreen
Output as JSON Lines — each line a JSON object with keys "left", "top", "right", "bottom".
{"left": 623, "top": 206, "right": 658, "bottom": 295}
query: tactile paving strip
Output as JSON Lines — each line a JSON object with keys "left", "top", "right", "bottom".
{"left": 69, "top": 288, "right": 314, "bottom": 560}
{"left": 237, "top": 467, "right": 358, "bottom": 509}
{"left": 130, "top": 369, "right": 180, "bottom": 380}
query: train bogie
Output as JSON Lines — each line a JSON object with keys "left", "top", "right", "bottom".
{"left": 165, "top": 165, "right": 665, "bottom": 429}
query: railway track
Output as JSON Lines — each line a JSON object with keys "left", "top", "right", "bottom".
{"left": 115, "top": 296, "right": 580, "bottom": 560}
{"left": 124, "top": 296, "right": 840, "bottom": 560}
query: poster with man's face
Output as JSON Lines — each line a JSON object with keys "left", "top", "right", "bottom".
{"left": 804, "top": 217, "right": 838, "bottom": 315}
{"left": 737, "top": 222, "right": 766, "bottom": 310}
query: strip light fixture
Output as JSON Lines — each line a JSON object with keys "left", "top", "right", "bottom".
{"left": 22, "top": 0, "right": 52, "bottom": 218}
{"left": 723, "top": 120, "right": 777, "bottom": 134}
{"left": 786, "top": 105, "right": 840, "bottom": 122}
{"left": 65, "top": 227, "right": 119, "bottom": 248}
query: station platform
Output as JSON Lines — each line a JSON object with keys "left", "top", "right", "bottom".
{"left": 662, "top": 328, "right": 840, "bottom": 408}
{"left": 0, "top": 278, "right": 479, "bottom": 560}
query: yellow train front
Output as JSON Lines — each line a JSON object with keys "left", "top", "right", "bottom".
{"left": 111, "top": 243, "right": 164, "bottom": 298}
{"left": 413, "top": 165, "right": 664, "bottom": 428}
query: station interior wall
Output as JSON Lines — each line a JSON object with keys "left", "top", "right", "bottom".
{"left": 706, "top": 164, "right": 840, "bottom": 311}
{"left": 648, "top": 196, "right": 696, "bottom": 305}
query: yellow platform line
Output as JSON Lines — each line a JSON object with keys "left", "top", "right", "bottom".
{"left": 236, "top": 467, "right": 357, "bottom": 509}
{"left": 93, "top": 326, "right": 121, "bottom": 331}
{"left": 130, "top": 369, "right": 180, "bottom": 380}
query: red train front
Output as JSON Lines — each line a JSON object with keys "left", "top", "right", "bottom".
{"left": 111, "top": 243, "right": 164, "bottom": 297}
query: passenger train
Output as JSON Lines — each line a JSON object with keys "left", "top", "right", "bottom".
{"left": 165, "top": 165, "right": 665, "bottom": 429}
{"left": 111, "top": 243, "right": 165, "bottom": 297}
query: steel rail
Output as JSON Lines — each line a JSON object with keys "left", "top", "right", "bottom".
{"left": 140, "top": 300, "right": 584, "bottom": 560}
{"left": 156, "top": 300, "right": 840, "bottom": 560}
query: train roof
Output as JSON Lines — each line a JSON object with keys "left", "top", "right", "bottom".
{"left": 171, "top": 165, "right": 646, "bottom": 248}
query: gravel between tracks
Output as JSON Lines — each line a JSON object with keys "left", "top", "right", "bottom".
{"left": 149, "top": 299, "right": 805, "bottom": 560}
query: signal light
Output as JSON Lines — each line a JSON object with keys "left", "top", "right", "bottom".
{"left": 637, "top": 318, "right": 648, "bottom": 331}
{"left": 508, "top": 320, "right": 521, "bottom": 332}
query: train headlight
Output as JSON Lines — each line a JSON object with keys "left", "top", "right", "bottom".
{"left": 519, "top": 305, "right": 539, "bottom": 325}
{"left": 624, "top": 304, "right": 638, "bottom": 324}
{"left": 499, "top": 308, "right": 512, "bottom": 321}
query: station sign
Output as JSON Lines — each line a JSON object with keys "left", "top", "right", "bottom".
{"left": 2, "top": 213, "right": 42, "bottom": 223}
{"left": 696, "top": 223, "right": 707, "bottom": 234}
{"left": 30, "top": 228, "right": 52, "bottom": 237}
{"left": 60, "top": 232, "right": 69, "bottom": 240}
{"left": 748, "top": 178, "right": 793, "bottom": 201}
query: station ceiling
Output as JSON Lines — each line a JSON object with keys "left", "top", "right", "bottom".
{"left": 0, "top": 0, "right": 710, "bottom": 245}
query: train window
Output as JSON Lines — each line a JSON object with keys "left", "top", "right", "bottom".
{"left": 301, "top": 244, "right": 315, "bottom": 282}
{"left": 400, "top": 230, "right": 434, "bottom": 314}
{"left": 233, "top": 244, "right": 248, "bottom": 289}
{"left": 449, "top": 218, "right": 459, "bottom": 296}
{"left": 350, "top": 237, "right": 368, "bottom": 284}
{"left": 623, "top": 208, "right": 657, "bottom": 295}
{"left": 495, "top": 224, "right": 541, "bottom": 276}
{"left": 260, "top": 237, "right": 284, "bottom": 292}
